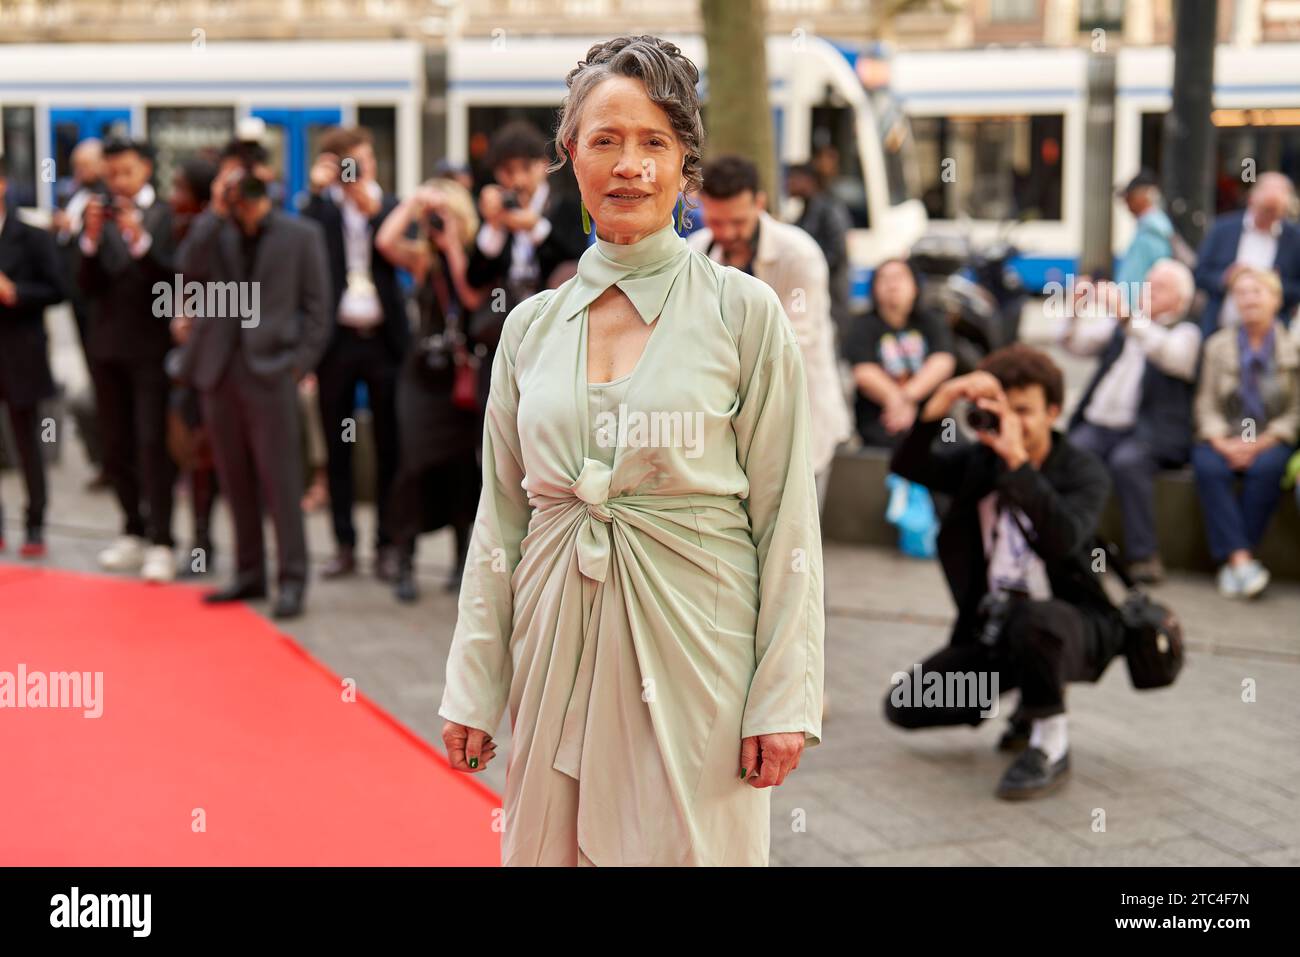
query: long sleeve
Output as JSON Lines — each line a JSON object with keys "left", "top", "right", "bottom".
{"left": 177, "top": 210, "right": 224, "bottom": 284}
{"left": 995, "top": 445, "right": 1111, "bottom": 562}
{"left": 890, "top": 416, "right": 974, "bottom": 496}
{"left": 1058, "top": 313, "right": 1116, "bottom": 357}
{"left": 1195, "top": 335, "right": 1232, "bottom": 441}
{"left": 294, "top": 220, "right": 334, "bottom": 374}
{"left": 1130, "top": 319, "right": 1201, "bottom": 382}
{"left": 12, "top": 228, "right": 67, "bottom": 309}
{"left": 437, "top": 292, "right": 550, "bottom": 736}
{"left": 727, "top": 270, "right": 825, "bottom": 747}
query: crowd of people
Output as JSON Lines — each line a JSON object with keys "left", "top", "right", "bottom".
{"left": 1, "top": 110, "right": 1296, "bottom": 804}
{"left": 846, "top": 171, "right": 1300, "bottom": 600}
{"left": 0, "top": 121, "right": 858, "bottom": 621}
{"left": 1, "top": 129, "right": 1296, "bottom": 618}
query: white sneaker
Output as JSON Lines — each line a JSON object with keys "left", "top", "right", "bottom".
{"left": 98, "top": 535, "right": 146, "bottom": 572}
{"left": 141, "top": 545, "right": 176, "bottom": 583}
{"left": 1236, "top": 560, "right": 1270, "bottom": 599}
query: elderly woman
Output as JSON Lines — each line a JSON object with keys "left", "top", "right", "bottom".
{"left": 1192, "top": 265, "right": 1300, "bottom": 598}
{"left": 437, "top": 35, "right": 825, "bottom": 866}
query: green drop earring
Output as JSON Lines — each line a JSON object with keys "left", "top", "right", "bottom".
{"left": 580, "top": 202, "right": 592, "bottom": 236}
{"left": 675, "top": 195, "right": 687, "bottom": 232}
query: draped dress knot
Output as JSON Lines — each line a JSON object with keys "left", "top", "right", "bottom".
{"left": 568, "top": 456, "right": 615, "bottom": 583}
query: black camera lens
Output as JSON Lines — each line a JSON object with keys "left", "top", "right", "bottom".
{"left": 966, "top": 406, "right": 1001, "bottom": 434}
{"left": 427, "top": 212, "right": 445, "bottom": 233}
{"left": 501, "top": 191, "right": 521, "bottom": 210}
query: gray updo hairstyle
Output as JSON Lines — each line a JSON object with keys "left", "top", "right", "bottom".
{"left": 549, "top": 35, "right": 705, "bottom": 200}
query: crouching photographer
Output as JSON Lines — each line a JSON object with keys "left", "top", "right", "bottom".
{"left": 881, "top": 344, "right": 1125, "bottom": 800}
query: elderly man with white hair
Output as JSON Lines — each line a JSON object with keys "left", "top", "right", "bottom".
{"left": 1060, "top": 259, "right": 1202, "bottom": 582}
{"left": 1195, "top": 172, "right": 1300, "bottom": 337}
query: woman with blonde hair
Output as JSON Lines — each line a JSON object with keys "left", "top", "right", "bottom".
{"left": 1192, "top": 265, "right": 1300, "bottom": 598}
{"left": 377, "top": 177, "right": 486, "bottom": 602}
{"left": 436, "top": 35, "right": 825, "bottom": 866}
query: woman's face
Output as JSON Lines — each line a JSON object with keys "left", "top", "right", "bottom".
{"left": 1231, "top": 273, "right": 1280, "bottom": 332}
{"left": 568, "top": 75, "right": 686, "bottom": 243}
{"left": 873, "top": 260, "right": 917, "bottom": 320}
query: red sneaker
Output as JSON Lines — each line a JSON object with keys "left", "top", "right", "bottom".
{"left": 20, "top": 541, "right": 46, "bottom": 559}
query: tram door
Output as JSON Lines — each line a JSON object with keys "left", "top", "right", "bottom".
{"left": 249, "top": 107, "right": 343, "bottom": 209}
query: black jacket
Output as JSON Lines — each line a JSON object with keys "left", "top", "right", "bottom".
{"left": 0, "top": 209, "right": 65, "bottom": 405}
{"left": 175, "top": 209, "right": 333, "bottom": 392}
{"left": 890, "top": 417, "right": 1125, "bottom": 674}
{"left": 300, "top": 190, "right": 409, "bottom": 363}
{"left": 466, "top": 188, "right": 588, "bottom": 297}
{"left": 77, "top": 198, "right": 175, "bottom": 363}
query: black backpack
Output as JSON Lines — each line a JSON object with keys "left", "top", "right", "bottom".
{"left": 1096, "top": 539, "right": 1186, "bottom": 690}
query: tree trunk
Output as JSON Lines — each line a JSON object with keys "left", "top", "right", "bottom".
{"left": 700, "top": 0, "right": 775, "bottom": 201}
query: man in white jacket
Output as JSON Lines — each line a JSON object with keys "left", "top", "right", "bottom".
{"left": 689, "top": 155, "right": 852, "bottom": 512}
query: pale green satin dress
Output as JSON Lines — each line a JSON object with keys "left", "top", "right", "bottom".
{"left": 438, "top": 217, "right": 825, "bottom": 866}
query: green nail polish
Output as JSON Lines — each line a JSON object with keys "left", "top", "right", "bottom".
{"left": 469, "top": 757, "right": 478, "bottom": 769}
{"left": 739, "top": 768, "right": 747, "bottom": 779}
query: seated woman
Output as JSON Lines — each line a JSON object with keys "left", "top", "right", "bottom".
{"left": 375, "top": 177, "right": 486, "bottom": 602}
{"left": 1191, "top": 265, "right": 1300, "bottom": 598}
{"left": 842, "top": 257, "right": 955, "bottom": 448}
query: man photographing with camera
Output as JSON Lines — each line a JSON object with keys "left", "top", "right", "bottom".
{"left": 882, "top": 344, "right": 1125, "bottom": 800}
{"left": 176, "top": 142, "right": 331, "bottom": 619}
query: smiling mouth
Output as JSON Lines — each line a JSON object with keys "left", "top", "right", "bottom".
{"left": 607, "top": 191, "right": 650, "bottom": 201}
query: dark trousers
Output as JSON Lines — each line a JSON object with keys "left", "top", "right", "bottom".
{"left": 317, "top": 329, "right": 400, "bottom": 550}
{"left": 201, "top": 349, "right": 308, "bottom": 590}
{"left": 1191, "top": 441, "right": 1293, "bottom": 562}
{"left": 1069, "top": 421, "right": 1160, "bottom": 561}
{"left": 0, "top": 403, "right": 48, "bottom": 533}
{"left": 883, "top": 599, "right": 1102, "bottom": 727}
{"left": 89, "top": 357, "right": 175, "bottom": 547}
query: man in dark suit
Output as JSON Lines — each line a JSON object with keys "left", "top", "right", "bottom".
{"left": 78, "top": 137, "right": 178, "bottom": 583}
{"left": 300, "top": 126, "right": 407, "bottom": 581}
{"left": 0, "top": 154, "right": 67, "bottom": 557}
{"left": 176, "top": 156, "right": 332, "bottom": 619}
{"left": 1194, "top": 172, "right": 1300, "bottom": 337}
{"left": 881, "top": 345, "right": 1125, "bottom": 800}
{"left": 468, "top": 120, "right": 588, "bottom": 408}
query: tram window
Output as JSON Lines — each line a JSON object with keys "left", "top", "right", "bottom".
{"left": 1142, "top": 109, "right": 1300, "bottom": 214}
{"left": 1, "top": 106, "right": 39, "bottom": 208}
{"left": 358, "top": 106, "right": 397, "bottom": 194}
{"left": 911, "top": 113, "right": 1063, "bottom": 222}
{"left": 811, "top": 105, "right": 872, "bottom": 229}
{"left": 146, "top": 107, "right": 235, "bottom": 200}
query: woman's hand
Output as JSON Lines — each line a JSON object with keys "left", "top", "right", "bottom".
{"left": 443, "top": 720, "right": 498, "bottom": 773}
{"left": 739, "top": 732, "right": 804, "bottom": 788}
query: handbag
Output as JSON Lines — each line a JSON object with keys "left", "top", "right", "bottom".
{"left": 1095, "top": 539, "right": 1185, "bottom": 690}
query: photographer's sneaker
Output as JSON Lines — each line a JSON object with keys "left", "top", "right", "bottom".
{"left": 996, "top": 747, "right": 1070, "bottom": 800}
{"left": 141, "top": 545, "right": 176, "bottom": 583}
{"left": 1216, "top": 564, "right": 1243, "bottom": 598}
{"left": 98, "top": 535, "right": 146, "bottom": 572}
{"left": 1236, "top": 560, "right": 1270, "bottom": 599}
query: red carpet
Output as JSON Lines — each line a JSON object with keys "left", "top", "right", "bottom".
{"left": 0, "top": 564, "right": 501, "bottom": 865}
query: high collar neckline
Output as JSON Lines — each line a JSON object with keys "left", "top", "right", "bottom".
{"left": 593, "top": 217, "right": 683, "bottom": 269}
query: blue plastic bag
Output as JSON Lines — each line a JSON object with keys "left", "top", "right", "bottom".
{"left": 885, "top": 473, "right": 938, "bottom": 559}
